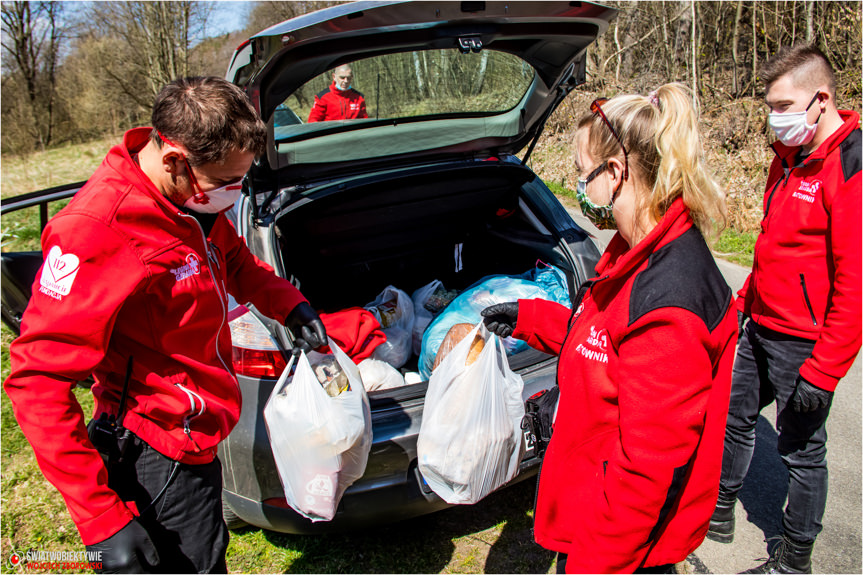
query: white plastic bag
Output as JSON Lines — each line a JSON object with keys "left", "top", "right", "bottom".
{"left": 417, "top": 323, "right": 525, "bottom": 504}
{"left": 365, "top": 286, "right": 415, "bottom": 368}
{"left": 411, "top": 280, "right": 443, "bottom": 356}
{"left": 263, "top": 338, "right": 372, "bottom": 522}
{"left": 358, "top": 358, "right": 406, "bottom": 392}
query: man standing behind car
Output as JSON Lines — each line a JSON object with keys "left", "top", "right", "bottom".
{"left": 307, "top": 64, "right": 368, "bottom": 122}
{"left": 707, "top": 45, "right": 861, "bottom": 574}
{"left": 4, "top": 76, "right": 327, "bottom": 573}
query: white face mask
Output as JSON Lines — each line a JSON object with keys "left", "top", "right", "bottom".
{"left": 183, "top": 182, "right": 243, "bottom": 214}
{"left": 768, "top": 93, "right": 821, "bottom": 147}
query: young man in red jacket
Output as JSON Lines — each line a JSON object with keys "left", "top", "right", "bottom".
{"left": 707, "top": 45, "right": 861, "bottom": 574}
{"left": 307, "top": 64, "right": 368, "bottom": 122}
{"left": 4, "top": 77, "right": 327, "bottom": 573}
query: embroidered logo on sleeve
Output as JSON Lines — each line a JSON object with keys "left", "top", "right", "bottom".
{"left": 39, "top": 246, "right": 80, "bottom": 300}
{"left": 171, "top": 253, "right": 201, "bottom": 282}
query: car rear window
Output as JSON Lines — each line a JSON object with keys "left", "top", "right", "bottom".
{"left": 273, "top": 49, "right": 535, "bottom": 134}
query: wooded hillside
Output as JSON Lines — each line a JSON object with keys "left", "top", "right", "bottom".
{"left": 2, "top": 0, "right": 860, "bottom": 231}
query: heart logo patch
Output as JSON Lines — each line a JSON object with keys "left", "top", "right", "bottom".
{"left": 40, "top": 245, "right": 80, "bottom": 297}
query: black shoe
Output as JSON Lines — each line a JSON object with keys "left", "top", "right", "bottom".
{"left": 741, "top": 535, "right": 813, "bottom": 574}
{"left": 706, "top": 501, "right": 735, "bottom": 543}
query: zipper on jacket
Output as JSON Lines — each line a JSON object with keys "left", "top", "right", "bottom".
{"left": 178, "top": 213, "right": 233, "bottom": 378}
{"left": 554, "top": 275, "right": 610, "bottom": 393}
{"left": 799, "top": 273, "right": 818, "bottom": 327}
{"left": 175, "top": 383, "right": 206, "bottom": 452}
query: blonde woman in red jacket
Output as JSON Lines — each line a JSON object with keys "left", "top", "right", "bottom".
{"left": 482, "top": 83, "right": 737, "bottom": 573}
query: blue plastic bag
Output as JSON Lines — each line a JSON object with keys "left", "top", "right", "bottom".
{"left": 418, "top": 263, "right": 570, "bottom": 379}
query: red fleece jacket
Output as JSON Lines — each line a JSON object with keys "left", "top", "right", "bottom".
{"left": 737, "top": 110, "right": 862, "bottom": 391}
{"left": 4, "top": 127, "right": 308, "bottom": 544}
{"left": 514, "top": 199, "right": 737, "bottom": 573}
{"left": 307, "top": 82, "right": 368, "bottom": 122}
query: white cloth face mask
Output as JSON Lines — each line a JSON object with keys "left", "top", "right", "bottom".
{"left": 183, "top": 182, "right": 243, "bottom": 213}
{"left": 768, "top": 93, "right": 821, "bottom": 147}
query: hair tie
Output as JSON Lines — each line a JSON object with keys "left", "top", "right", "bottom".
{"left": 647, "top": 91, "right": 661, "bottom": 109}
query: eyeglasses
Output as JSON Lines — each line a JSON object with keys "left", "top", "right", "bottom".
{"left": 590, "top": 98, "right": 629, "bottom": 181}
{"left": 579, "top": 161, "right": 609, "bottom": 185}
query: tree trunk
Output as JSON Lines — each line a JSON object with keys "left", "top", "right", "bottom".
{"left": 750, "top": 2, "right": 756, "bottom": 97}
{"left": 691, "top": 0, "right": 698, "bottom": 106}
{"left": 731, "top": 0, "right": 743, "bottom": 96}
{"left": 413, "top": 52, "right": 425, "bottom": 97}
{"left": 806, "top": 0, "right": 815, "bottom": 43}
{"left": 474, "top": 50, "right": 488, "bottom": 95}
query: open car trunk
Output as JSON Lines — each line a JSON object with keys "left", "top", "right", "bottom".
{"left": 269, "top": 160, "right": 592, "bottom": 378}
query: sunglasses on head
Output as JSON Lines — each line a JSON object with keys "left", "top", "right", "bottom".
{"left": 590, "top": 98, "right": 629, "bottom": 181}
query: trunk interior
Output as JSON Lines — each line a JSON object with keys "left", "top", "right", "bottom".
{"left": 272, "top": 161, "right": 575, "bottom": 375}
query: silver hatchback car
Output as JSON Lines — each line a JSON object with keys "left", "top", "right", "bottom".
{"left": 0, "top": 0, "right": 617, "bottom": 535}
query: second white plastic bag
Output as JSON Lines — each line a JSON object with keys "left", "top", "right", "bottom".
{"left": 263, "top": 338, "right": 372, "bottom": 522}
{"left": 417, "top": 322, "right": 525, "bottom": 504}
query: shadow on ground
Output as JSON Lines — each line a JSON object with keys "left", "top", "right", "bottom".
{"left": 245, "top": 476, "right": 554, "bottom": 573}
{"left": 738, "top": 414, "right": 789, "bottom": 544}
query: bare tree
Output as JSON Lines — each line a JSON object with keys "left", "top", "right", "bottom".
{"left": 83, "top": 1, "right": 207, "bottom": 105}
{"left": 1, "top": 1, "right": 65, "bottom": 149}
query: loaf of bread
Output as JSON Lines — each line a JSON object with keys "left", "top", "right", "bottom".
{"left": 433, "top": 323, "right": 485, "bottom": 371}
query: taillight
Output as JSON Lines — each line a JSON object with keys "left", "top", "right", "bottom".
{"left": 228, "top": 302, "right": 287, "bottom": 379}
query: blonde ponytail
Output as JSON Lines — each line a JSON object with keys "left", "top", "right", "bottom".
{"left": 651, "top": 83, "right": 726, "bottom": 240}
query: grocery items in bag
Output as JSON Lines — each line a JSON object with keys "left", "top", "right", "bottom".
{"left": 418, "top": 263, "right": 571, "bottom": 379}
{"left": 358, "top": 358, "right": 406, "bottom": 392}
{"left": 411, "top": 280, "right": 460, "bottom": 356}
{"left": 417, "top": 323, "right": 525, "bottom": 504}
{"left": 309, "top": 354, "right": 350, "bottom": 396}
{"left": 432, "top": 323, "right": 485, "bottom": 371}
{"left": 365, "top": 286, "right": 415, "bottom": 368}
{"left": 263, "top": 338, "right": 372, "bottom": 522}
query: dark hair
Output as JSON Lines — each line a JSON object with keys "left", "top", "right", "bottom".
{"left": 762, "top": 44, "right": 836, "bottom": 100}
{"left": 150, "top": 76, "right": 266, "bottom": 166}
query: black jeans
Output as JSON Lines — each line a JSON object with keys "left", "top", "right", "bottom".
{"left": 106, "top": 434, "right": 229, "bottom": 573}
{"left": 718, "top": 320, "right": 829, "bottom": 544}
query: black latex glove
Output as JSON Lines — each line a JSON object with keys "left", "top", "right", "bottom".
{"left": 86, "top": 519, "right": 159, "bottom": 574}
{"left": 286, "top": 302, "right": 327, "bottom": 354}
{"left": 791, "top": 375, "right": 833, "bottom": 413}
{"left": 737, "top": 310, "right": 748, "bottom": 340}
{"left": 481, "top": 302, "right": 519, "bottom": 339}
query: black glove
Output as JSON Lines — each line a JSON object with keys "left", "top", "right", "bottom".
{"left": 86, "top": 519, "right": 159, "bottom": 574}
{"left": 737, "top": 310, "right": 748, "bottom": 340}
{"left": 286, "top": 302, "right": 327, "bottom": 354}
{"left": 791, "top": 375, "right": 833, "bottom": 413}
{"left": 481, "top": 302, "right": 519, "bottom": 339}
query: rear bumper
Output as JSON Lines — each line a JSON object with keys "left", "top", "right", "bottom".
{"left": 221, "top": 352, "right": 556, "bottom": 534}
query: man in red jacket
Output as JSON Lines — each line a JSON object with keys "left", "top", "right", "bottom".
{"left": 707, "top": 45, "right": 861, "bottom": 574}
{"left": 307, "top": 64, "right": 368, "bottom": 122}
{"left": 4, "top": 77, "right": 327, "bottom": 573}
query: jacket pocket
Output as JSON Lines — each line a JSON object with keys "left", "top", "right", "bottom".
{"left": 799, "top": 274, "right": 818, "bottom": 327}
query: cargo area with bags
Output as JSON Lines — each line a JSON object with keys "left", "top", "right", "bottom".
{"left": 259, "top": 161, "right": 596, "bottom": 515}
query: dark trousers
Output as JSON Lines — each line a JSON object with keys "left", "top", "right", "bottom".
{"left": 107, "top": 434, "right": 229, "bottom": 573}
{"left": 718, "top": 320, "right": 829, "bottom": 544}
{"left": 555, "top": 553, "right": 675, "bottom": 573}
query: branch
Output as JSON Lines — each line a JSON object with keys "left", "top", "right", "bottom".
{"left": 602, "top": 4, "right": 690, "bottom": 70}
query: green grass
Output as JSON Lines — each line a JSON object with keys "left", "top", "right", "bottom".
{"left": 545, "top": 180, "right": 577, "bottom": 203}
{"left": 714, "top": 228, "right": 758, "bottom": 268}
